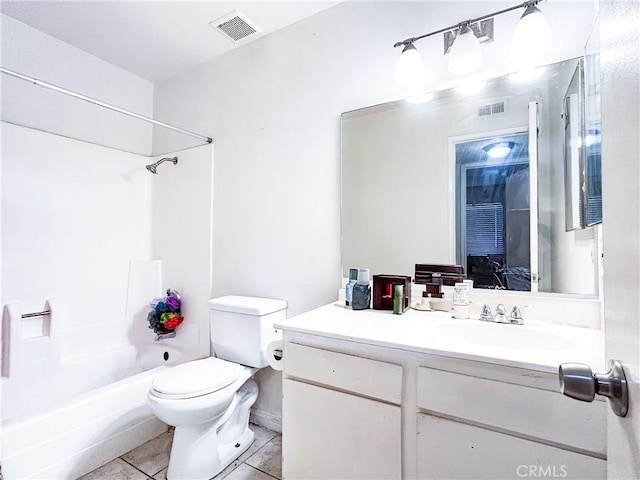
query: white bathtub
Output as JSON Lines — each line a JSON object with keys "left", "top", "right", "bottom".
{"left": 1, "top": 364, "right": 169, "bottom": 479}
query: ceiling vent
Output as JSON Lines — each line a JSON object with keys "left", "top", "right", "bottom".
{"left": 210, "top": 10, "right": 261, "bottom": 43}
{"left": 478, "top": 99, "right": 508, "bottom": 117}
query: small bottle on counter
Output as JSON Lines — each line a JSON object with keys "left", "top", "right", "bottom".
{"left": 344, "top": 267, "right": 358, "bottom": 309}
{"left": 351, "top": 268, "right": 371, "bottom": 310}
{"left": 393, "top": 284, "right": 404, "bottom": 315}
{"left": 453, "top": 282, "right": 470, "bottom": 319}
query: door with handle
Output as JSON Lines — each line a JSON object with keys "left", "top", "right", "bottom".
{"left": 563, "top": 3, "right": 640, "bottom": 479}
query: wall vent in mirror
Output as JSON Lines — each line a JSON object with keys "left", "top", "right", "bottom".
{"left": 478, "top": 100, "right": 507, "bottom": 117}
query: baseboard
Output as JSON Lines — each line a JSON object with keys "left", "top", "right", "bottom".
{"left": 250, "top": 407, "right": 282, "bottom": 433}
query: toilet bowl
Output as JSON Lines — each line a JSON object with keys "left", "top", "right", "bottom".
{"left": 147, "top": 358, "right": 258, "bottom": 479}
{"left": 147, "top": 295, "right": 287, "bottom": 480}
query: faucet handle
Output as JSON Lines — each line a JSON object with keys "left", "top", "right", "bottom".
{"left": 509, "top": 306, "right": 524, "bottom": 325}
{"left": 494, "top": 303, "right": 508, "bottom": 323}
{"left": 479, "top": 304, "right": 493, "bottom": 321}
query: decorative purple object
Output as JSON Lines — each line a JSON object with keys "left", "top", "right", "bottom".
{"left": 166, "top": 295, "right": 181, "bottom": 312}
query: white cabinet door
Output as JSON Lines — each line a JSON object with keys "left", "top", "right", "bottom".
{"left": 283, "top": 378, "right": 402, "bottom": 480}
{"left": 416, "top": 414, "right": 606, "bottom": 480}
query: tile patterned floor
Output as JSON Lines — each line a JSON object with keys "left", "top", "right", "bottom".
{"left": 78, "top": 425, "right": 281, "bottom": 480}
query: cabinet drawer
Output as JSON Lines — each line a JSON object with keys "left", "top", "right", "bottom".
{"left": 417, "top": 413, "right": 606, "bottom": 480}
{"left": 284, "top": 342, "right": 403, "bottom": 404}
{"left": 283, "top": 379, "right": 402, "bottom": 479}
{"left": 416, "top": 367, "right": 606, "bottom": 455}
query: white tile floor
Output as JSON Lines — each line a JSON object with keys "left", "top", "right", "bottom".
{"left": 78, "top": 425, "right": 281, "bottom": 480}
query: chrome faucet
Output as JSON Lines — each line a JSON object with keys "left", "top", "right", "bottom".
{"left": 479, "top": 304, "right": 524, "bottom": 325}
{"left": 508, "top": 306, "right": 524, "bottom": 325}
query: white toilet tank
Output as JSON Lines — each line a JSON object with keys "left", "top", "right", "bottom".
{"left": 209, "top": 296, "right": 287, "bottom": 368}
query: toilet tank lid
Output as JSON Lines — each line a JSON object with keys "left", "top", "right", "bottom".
{"left": 209, "top": 296, "right": 287, "bottom": 315}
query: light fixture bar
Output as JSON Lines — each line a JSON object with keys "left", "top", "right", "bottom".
{"left": 393, "top": 0, "right": 544, "bottom": 49}
{"left": 443, "top": 18, "right": 494, "bottom": 54}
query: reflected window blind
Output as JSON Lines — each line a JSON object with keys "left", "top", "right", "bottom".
{"left": 466, "top": 203, "right": 504, "bottom": 255}
{"left": 588, "top": 195, "right": 602, "bottom": 223}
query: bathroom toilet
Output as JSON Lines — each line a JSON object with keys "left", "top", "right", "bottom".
{"left": 147, "top": 295, "right": 287, "bottom": 480}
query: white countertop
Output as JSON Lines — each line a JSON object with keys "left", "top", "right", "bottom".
{"left": 275, "top": 303, "right": 605, "bottom": 374}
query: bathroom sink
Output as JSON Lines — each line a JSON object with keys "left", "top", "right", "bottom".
{"left": 437, "top": 321, "right": 578, "bottom": 351}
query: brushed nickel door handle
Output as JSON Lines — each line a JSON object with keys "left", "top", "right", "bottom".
{"left": 559, "top": 360, "right": 628, "bottom": 417}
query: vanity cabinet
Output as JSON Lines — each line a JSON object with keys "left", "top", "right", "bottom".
{"left": 416, "top": 415, "right": 604, "bottom": 480}
{"left": 281, "top": 336, "right": 607, "bottom": 480}
{"left": 416, "top": 367, "right": 607, "bottom": 479}
{"left": 282, "top": 343, "right": 403, "bottom": 479}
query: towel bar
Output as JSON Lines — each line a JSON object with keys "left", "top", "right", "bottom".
{"left": 21, "top": 310, "right": 51, "bottom": 319}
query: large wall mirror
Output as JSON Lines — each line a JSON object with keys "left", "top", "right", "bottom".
{"left": 342, "top": 55, "right": 602, "bottom": 296}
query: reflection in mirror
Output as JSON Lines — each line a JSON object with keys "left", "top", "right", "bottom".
{"left": 455, "top": 132, "right": 532, "bottom": 291}
{"left": 584, "top": 52, "right": 602, "bottom": 227}
{"left": 563, "top": 56, "right": 602, "bottom": 231}
{"left": 563, "top": 60, "right": 585, "bottom": 231}
{"left": 342, "top": 58, "right": 601, "bottom": 296}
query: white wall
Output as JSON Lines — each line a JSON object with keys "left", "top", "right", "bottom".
{"left": 0, "top": 14, "right": 154, "bottom": 155}
{"left": 149, "top": 145, "right": 214, "bottom": 362}
{"left": 0, "top": 122, "right": 153, "bottom": 420}
{"left": 0, "top": 15, "right": 159, "bottom": 422}
{"left": 153, "top": 0, "right": 597, "bottom": 421}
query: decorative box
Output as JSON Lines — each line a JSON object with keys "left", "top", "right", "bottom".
{"left": 373, "top": 275, "right": 411, "bottom": 312}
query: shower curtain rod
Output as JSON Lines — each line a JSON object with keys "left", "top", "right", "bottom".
{"left": 1, "top": 67, "right": 213, "bottom": 144}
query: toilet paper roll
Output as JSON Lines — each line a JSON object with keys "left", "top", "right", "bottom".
{"left": 266, "top": 339, "right": 284, "bottom": 371}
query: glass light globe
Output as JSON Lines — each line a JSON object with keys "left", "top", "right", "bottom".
{"left": 510, "top": 5, "right": 551, "bottom": 68}
{"left": 449, "top": 25, "right": 483, "bottom": 76}
{"left": 394, "top": 43, "right": 426, "bottom": 90}
{"left": 486, "top": 144, "right": 513, "bottom": 158}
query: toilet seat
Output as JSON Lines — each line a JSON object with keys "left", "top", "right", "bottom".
{"left": 151, "top": 357, "right": 243, "bottom": 399}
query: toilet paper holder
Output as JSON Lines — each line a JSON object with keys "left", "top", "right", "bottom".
{"left": 266, "top": 339, "right": 284, "bottom": 371}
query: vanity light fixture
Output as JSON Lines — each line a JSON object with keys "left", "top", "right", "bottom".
{"left": 394, "top": 42, "right": 426, "bottom": 90}
{"left": 510, "top": 2, "right": 551, "bottom": 67}
{"left": 393, "top": 0, "right": 549, "bottom": 88}
{"left": 484, "top": 142, "right": 516, "bottom": 159}
{"left": 448, "top": 22, "right": 483, "bottom": 75}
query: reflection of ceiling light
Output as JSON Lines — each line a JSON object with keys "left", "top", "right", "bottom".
{"left": 509, "top": 66, "right": 546, "bottom": 83}
{"left": 583, "top": 129, "right": 601, "bottom": 147}
{"left": 484, "top": 142, "right": 515, "bottom": 158}
{"left": 455, "top": 76, "right": 486, "bottom": 94}
{"left": 405, "top": 92, "right": 434, "bottom": 104}
{"left": 449, "top": 23, "right": 483, "bottom": 75}
{"left": 394, "top": 42, "right": 426, "bottom": 90}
